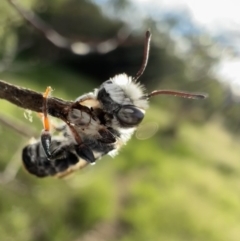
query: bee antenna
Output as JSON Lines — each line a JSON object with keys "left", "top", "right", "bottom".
{"left": 147, "top": 90, "right": 208, "bottom": 100}
{"left": 133, "top": 30, "right": 152, "bottom": 82}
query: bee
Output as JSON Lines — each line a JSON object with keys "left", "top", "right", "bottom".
{"left": 22, "top": 31, "right": 207, "bottom": 178}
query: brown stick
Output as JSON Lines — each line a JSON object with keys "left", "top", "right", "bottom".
{"left": 0, "top": 80, "right": 73, "bottom": 118}
{"left": 0, "top": 80, "right": 91, "bottom": 174}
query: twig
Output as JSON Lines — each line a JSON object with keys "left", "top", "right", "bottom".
{"left": 0, "top": 80, "right": 92, "bottom": 174}
{"left": 6, "top": 0, "right": 130, "bottom": 55}
{"left": 0, "top": 23, "right": 18, "bottom": 72}
{"left": 0, "top": 114, "right": 38, "bottom": 137}
{"left": 0, "top": 141, "right": 25, "bottom": 184}
{"left": 0, "top": 80, "right": 73, "bottom": 118}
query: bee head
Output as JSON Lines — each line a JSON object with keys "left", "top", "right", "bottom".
{"left": 97, "top": 74, "right": 148, "bottom": 127}
{"left": 96, "top": 31, "right": 152, "bottom": 127}
{"left": 97, "top": 30, "right": 152, "bottom": 112}
{"left": 98, "top": 74, "right": 148, "bottom": 108}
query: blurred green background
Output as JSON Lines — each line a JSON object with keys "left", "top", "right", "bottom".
{"left": 1, "top": 0, "right": 240, "bottom": 241}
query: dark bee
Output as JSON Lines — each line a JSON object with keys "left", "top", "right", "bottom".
{"left": 22, "top": 31, "right": 207, "bottom": 178}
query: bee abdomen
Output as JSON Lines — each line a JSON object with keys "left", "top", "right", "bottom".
{"left": 22, "top": 143, "right": 79, "bottom": 177}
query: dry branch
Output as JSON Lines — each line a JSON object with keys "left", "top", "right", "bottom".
{"left": 0, "top": 80, "right": 91, "bottom": 175}
{"left": 0, "top": 80, "right": 73, "bottom": 118}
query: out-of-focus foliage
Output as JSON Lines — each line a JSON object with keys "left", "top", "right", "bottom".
{"left": 1, "top": 1, "right": 240, "bottom": 241}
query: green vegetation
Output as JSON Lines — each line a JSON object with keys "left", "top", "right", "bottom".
{"left": 1, "top": 0, "right": 240, "bottom": 240}
{"left": 1, "top": 63, "right": 240, "bottom": 241}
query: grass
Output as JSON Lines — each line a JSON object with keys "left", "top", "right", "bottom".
{"left": 1, "top": 62, "right": 240, "bottom": 241}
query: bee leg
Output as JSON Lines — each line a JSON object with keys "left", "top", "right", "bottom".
{"left": 37, "top": 113, "right": 66, "bottom": 132}
{"left": 40, "top": 86, "right": 53, "bottom": 159}
{"left": 65, "top": 121, "right": 96, "bottom": 165}
{"left": 75, "top": 144, "right": 96, "bottom": 165}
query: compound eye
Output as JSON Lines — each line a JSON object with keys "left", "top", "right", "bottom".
{"left": 117, "top": 105, "right": 145, "bottom": 127}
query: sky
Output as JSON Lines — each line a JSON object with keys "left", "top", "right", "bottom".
{"left": 95, "top": 0, "right": 240, "bottom": 86}
{"left": 133, "top": 0, "right": 240, "bottom": 33}
{"left": 131, "top": 0, "right": 240, "bottom": 85}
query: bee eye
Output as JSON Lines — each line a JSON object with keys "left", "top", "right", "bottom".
{"left": 116, "top": 105, "right": 145, "bottom": 127}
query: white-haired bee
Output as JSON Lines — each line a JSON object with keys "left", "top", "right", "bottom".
{"left": 22, "top": 31, "right": 207, "bottom": 178}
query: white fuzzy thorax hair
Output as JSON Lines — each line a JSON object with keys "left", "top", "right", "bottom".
{"left": 102, "top": 74, "right": 149, "bottom": 110}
